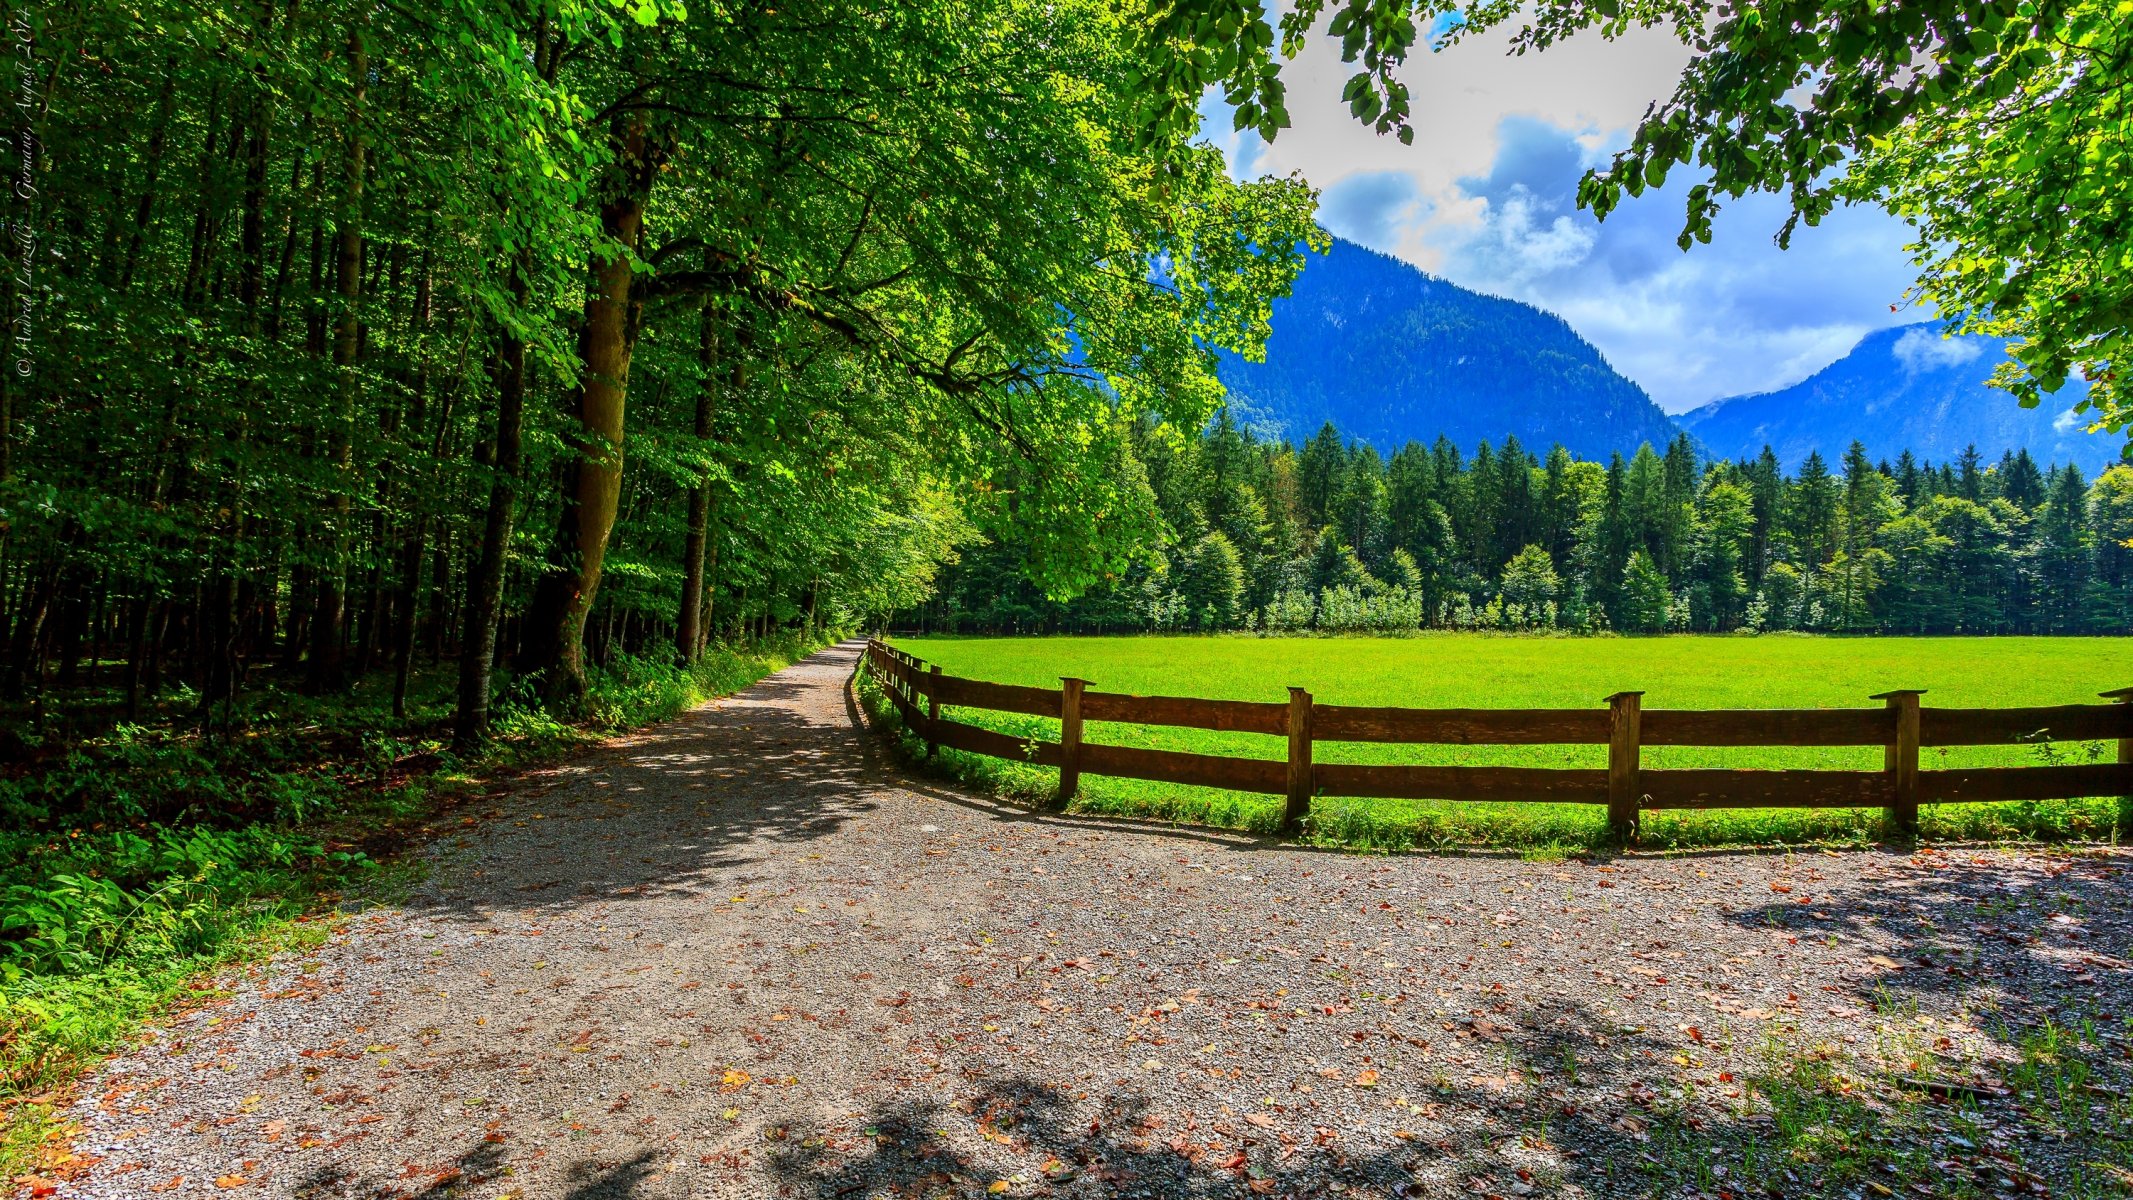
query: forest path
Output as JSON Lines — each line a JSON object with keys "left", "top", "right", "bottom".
{"left": 56, "top": 641, "right": 2133, "bottom": 1199}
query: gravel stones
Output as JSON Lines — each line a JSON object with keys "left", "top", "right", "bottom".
{"left": 54, "top": 642, "right": 2133, "bottom": 1199}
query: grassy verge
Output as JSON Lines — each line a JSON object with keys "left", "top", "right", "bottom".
{"left": 1620, "top": 1005, "right": 2133, "bottom": 1197}
{"left": 0, "top": 631, "right": 829, "bottom": 1185}
{"left": 867, "top": 634, "right": 2131, "bottom": 853}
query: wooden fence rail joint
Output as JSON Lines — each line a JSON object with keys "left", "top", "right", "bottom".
{"left": 2106, "top": 687, "right": 2133, "bottom": 838}
{"left": 1873, "top": 689, "right": 1924, "bottom": 837}
{"left": 1605, "top": 691, "right": 1644, "bottom": 845}
{"left": 1057, "top": 676, "right": 1087, "bottom": 810}
{"left": 1284, "top": 686, "right": 1314, "bottom": 834}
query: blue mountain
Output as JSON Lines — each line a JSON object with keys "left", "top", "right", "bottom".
{"left": 1680, "top": 323, "right": 2115, "bottom": 473}
{"left": 1216, "top": 239, "right": 1682, "bottom": 458}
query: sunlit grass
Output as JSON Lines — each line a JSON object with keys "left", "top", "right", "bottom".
{"left": 883, "top": 633, "right": 2133, "bottom": 849}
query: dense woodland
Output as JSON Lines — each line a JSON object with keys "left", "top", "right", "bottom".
{"left": 2, "top": 0, "right": 2125, "bottom": 742}
{"left": 913, "top": 417, "right": 2133, "bottom": 636}
{"left": 0, "top": 0, "right": 1321, "bottom": 742}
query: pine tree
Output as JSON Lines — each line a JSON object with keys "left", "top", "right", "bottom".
{"left": 1689, "top": 479, "right": 1754, "bottom": 630}
{"left": 1956, "top": 444, "right": 1987, "bottom": 502}
{"left": 2032, "top": 466, "right": 2091, "bottom": 632}
{"left": 1464, "top": 441, "right": 1501, "bottom": 573}
{"left": 1743, "top": 446, "right": 1785, "bottom": 591}
{"left": 1537, "top": 446, "right": 1578, "bottom": 569}
{"left": 2087, "top": 467, "right": 2133, "bottom": 631}
{"left": 1296, "top": 423, "right": 1347, "bottom": 528}
{"left": 1493, "top": 436, "right": 1538, "bottom": 574}
{"left": 2001, "top": 449, "right": 2047, "bottom": 508}
{"left": 1178, "top": 531, "right": 1246, "bottom": 630}
{"left": 1620, "top": 551, "right": 1673, "bottom": 634}
{"left": 1787, "top": 452, "right": 1841, "bottom": 572}
{"left": 1894, "top": 450, "right": 1923, "bottom": 507}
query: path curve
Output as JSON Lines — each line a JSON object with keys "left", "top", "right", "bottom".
{"left": 55, "top": 641, "right": 2133, "bottom": 1199}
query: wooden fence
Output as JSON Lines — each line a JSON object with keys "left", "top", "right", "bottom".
{"left": 861, "top": 640, "right": 2133, "bottom": 841}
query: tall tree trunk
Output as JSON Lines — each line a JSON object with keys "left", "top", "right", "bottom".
{"left": 518, "top": 107, "right": 656, "bottom": 705}
{"left": 307, "top": 25, "right": 367, "bottom": 692}
{"left": 453, "top": 301, "right": 526, "bottom": 750}
{"left": 675, "top": 304, "right": 720, "bottom": 664}
{"left": 117, "top": 63, "right": 178, "bottom": 292}
{"left": 266, "top": 115, "right": 313, "bottom": 339}
{"left": 122, "top": 591, "right": 153, "bottom": 719}
{"left": 696, "top": 489, "right": 718, "bottom": 658}
{"left": 389, "top": 250, "right": 434, "bottom": 719}
{"left": 179, "top": 83, "right": 223, "bottom": 306}
{"left": 203, "top": 32, "right": 275, "bottom": 718}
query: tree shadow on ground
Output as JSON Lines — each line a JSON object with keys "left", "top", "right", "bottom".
{"left": 1718, "top": 844, "right": 2130, "bottom": 1016}
{"left": 352, "top": 644, "right": 2128, "bottom": 1197}
{"left": 743, "top": 1001, "right": 1710, "bottom": 1200}
{"left": 393, "top": 642, "right": 896, "bottom": 923}
{"left": 286, "top": 1138, "right": 509, "bottom": 1198}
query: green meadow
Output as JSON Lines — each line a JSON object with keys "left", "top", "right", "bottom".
{"left": 879, "top": 634, "right": 2133, "bottom": 850}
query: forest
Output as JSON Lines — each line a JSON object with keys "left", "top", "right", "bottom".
{"left": 0, "top": 0, "right": 1321, "bottom": 746}
{"left": 914, "top": 417, "right": 2133, "bottom": 637}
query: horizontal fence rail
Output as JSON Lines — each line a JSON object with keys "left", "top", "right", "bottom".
{"left": 860, "top": 640, "right": 2133, "bottom": 841}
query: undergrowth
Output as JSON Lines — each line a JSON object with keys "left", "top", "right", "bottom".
{"left": 0, "top": 630, "right": 827, "bottom": 1185}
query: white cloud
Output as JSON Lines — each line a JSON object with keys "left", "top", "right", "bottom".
{"left": 1477, "top": 187, "right": 1597, "bottom": 279}
{"left": 1315, "top": 170, "right": 1429, "bottom": 255}
{"left": 2054, "top": 407, "right": 2081, "bottom": 433}
{"left": 1892, "top": 326, "right": 1985, "bottom": 374}
{"left": 1199, "top": 17, "right": 1924, "bottom": 411}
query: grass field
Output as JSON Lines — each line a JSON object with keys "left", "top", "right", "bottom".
{"left": 879, "top": 634, "right": 2133, "bottom": 851}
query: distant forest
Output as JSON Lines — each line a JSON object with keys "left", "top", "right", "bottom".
{"left": 907, "top": 416, "right": 2133, "bottom": 636}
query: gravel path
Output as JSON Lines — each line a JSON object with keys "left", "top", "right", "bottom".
{"left": 54, "top": 641, "right": 2133, "bottom": 1199}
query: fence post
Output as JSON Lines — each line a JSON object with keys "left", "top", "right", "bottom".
{"left": 1284, "top": 687, "right": 1314, "bottom": 834}
{"left": 1057, "top": 677, "right": 1087, "bottom": 808}
{"left": 925, "top": 664, "right": 942, "bottom": 758}
{"left": 1872, "top": 689, "right": 1923, "bottom": 837}
{"left": 2103, "top": 686, "right": 2133, "bottom": 836}
{"left": 1606, "top": 691, "right": 1643, "bottom": 845}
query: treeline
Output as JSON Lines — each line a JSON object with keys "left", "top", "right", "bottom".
{"left": 0, "top": 0, "right": 1318, "bottom": 741}
{"left": 911, "top": 417, "right": 2133, "bottom": 636}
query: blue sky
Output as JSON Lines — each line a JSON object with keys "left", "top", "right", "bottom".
{"left": 1196, "top": 24, "right": 1927, "bottom": 413}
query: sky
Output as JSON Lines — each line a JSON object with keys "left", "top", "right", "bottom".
{"left": 1195, "top": 19, "right": 1927, "bottom": 414}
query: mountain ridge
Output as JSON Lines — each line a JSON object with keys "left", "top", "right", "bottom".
{"left": 1680, "top": 323, "right": 2112, "bottom": 472}
{"left": 1216, "top": 239, "right": 1683, "bottom": 459}
{"left": 1223, "top": 239, "right": 2120, "bottom": 472}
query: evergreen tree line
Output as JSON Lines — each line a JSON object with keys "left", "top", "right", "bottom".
{"left": 909, "top": 417, "right": 2133, "bottom": 636}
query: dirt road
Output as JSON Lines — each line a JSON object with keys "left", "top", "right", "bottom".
{"left": 57, "top": 641, "right": 2133, "bottom": 1198}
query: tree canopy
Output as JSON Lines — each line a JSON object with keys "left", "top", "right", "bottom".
{"left": 0, "top": 0, "right": 1320, "bottom": 734}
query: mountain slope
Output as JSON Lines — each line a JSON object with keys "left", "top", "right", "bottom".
{"left": 1681, "top": 324, "right": 2114, "bottom": 472}
{"left": 1217, "top": 239, "right": 1681, "bottom": 458}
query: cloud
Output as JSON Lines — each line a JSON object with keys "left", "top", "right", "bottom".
{"left": 2054, "top": 408, "right": 2081, "bottom": 433}
{"left": 1420, "top": 118, "right": 1922, "bottom": 410}
{"left": 1892, "top": 327, "right": 1985, "bottom": 374}
{"left": 1316, "top": 171, "right": 1430, "bottom": 255}
{"left": 1195, "top": 19, "right": 1926, "bottom": 412}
